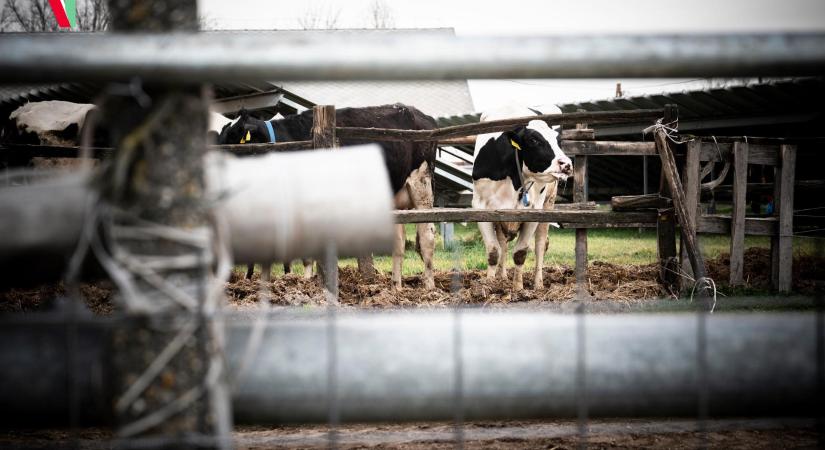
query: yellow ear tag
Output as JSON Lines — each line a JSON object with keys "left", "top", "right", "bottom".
{"left": 240, "top": 130, "right": 251, "bottom": 144}
{"left": 510, "top": 139, "right": 522, "bottom": 150}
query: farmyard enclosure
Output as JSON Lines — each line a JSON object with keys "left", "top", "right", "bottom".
{"left": 1, "top": 1, "right": 825, "bottom": 449}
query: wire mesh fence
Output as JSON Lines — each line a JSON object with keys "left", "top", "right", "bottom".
{"left": 1, "top": 24, "right": 824, "bottom": 450}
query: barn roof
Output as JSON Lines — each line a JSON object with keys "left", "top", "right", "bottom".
{"left": 559, "top": 77, "right": 825, "bottom": 138}
{"left": 433, "top": 77, "right": 825, "bottom": 202}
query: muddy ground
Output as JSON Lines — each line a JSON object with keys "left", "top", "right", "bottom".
{"left": 0, "top": 419, "right": 818, "bottom": 449}
{"left": 1, "top": 249, "right": 823, "bottom": 448}
{"left": 2, "top": 248, "right": 823, "bottom": 315}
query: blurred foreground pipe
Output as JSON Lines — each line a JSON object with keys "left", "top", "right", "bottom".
{"left": 0, "top": 145, "right": 393, "bottom": 286}
{"left": 1, "top": 33, "right": 824, "bottom": 81}
{"left": 0, "top": 312, "right": 819, "bottom": 425}
{"left": 207, "top": 145, "right": 394, "bottom": 263}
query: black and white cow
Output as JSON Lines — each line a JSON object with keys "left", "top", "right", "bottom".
{"left": 218, "top": 104, "right": 438, "bottom": 290}
{"left": 472, "top": 106, "right": 573, "bottom": 290}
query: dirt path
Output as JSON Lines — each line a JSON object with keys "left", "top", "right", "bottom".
{"left": 0, "top": 418, "right": 816, "bottom": 449}
{"left": 234, "top": 418, "right": 818, "bottom": 449}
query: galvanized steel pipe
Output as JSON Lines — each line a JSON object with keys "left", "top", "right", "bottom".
{"left": 0, "top": 312, "right": 818, "bottom": 425}
{"left": 0, "top": 33, "right": 824, "bottom": 82}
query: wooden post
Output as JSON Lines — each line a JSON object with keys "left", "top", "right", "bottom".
{"left": 656, "top": 105, "right": 679, "bottom": 291}
{"left": 775, "top": 145, "right": 797, "bottom": 292}
{"left": 681, "top": 140, "right": 702, "bottom": 291}
{"left": 657, "top": 208, "right": 678, "bottom": 290}
{"left": 770, "top": 163, "right": 781, "bottom": 288}
{"left": 730, "top": 142, "right": 749, "bottom": 286}
{"left": 573, "top": 155, "right": 590, "bottom": 300}
{"left": 310, "top": 106, "right": 349, "bottom": 288}
{"left": 654, "top": 108, "right": 707, "bottom": 286}
{"left": 103, "top": 0, "right": 231, "bottom": 447}
{"left": 573, "top": 114, "right": 590, "bottom": 300}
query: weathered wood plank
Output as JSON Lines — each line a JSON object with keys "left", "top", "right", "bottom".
{"left": 393, "top": 209, "right": 657, "bottom": 224}
{"left": 655, "top": 118, "right": 707, "bottom": 283}
{"left": 697, "top": 215, "right": 777, "bottom": 236}
{"left": 771, "top": 164, "right": 782, "bottom": 287}
{"left": 611, "top": 194, "right": 672, "bottom": 211}
{"left": 311, "top": 105, "right": 341, "bottom": 295}
{"left": 337, "top": 109, "right": 663, "bottom": 142}
{"left": 0, "top": 140, "right": 660, "bottom": 160}
{"left": 681, "top": 140, "right": 701, "bottom": 288}
{"left": 574, "top": 156, "right": 588, "bottom": 204}
{"left": 657, "top": 106, "right": 679, "bottom": 291}
{"left": 554, "top": 201, "right": 598, "bottom": 210}
{"left": 561, "top": 128, "right": 595, "bottom": 140}
{"left": 777, "top": 145, "right": 797, "bottom": 293}
{"left": 729, "top": 142, "right": 749, "bottom": 286}
{"left": 657, "top": 208, "right": 679, "bottom": 291}
{"left": 699, "top": 142, "right": 779, "bottom": 165}
{"left": 576, "top": 228, "right": 589, "bottom": 299}
{"left": 561, "top": 140, "right": 656, "bottom": 156}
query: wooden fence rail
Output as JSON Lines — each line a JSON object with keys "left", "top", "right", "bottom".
{"left": 336, "top": 109, "right": 662, "bottom": 142}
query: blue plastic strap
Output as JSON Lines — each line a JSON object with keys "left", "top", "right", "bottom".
{"left": 264, "top": 121, "right": 277, "bottom": 143}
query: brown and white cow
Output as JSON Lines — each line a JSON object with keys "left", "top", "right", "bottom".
{"left": 471, "top": 107, "right": 572, "bottom": 290}
{"left": 218, "top": 104, "right": 437, "bottom": 290}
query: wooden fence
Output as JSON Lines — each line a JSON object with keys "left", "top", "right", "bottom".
{"left": 0, "top": 104, "right": 800, "bottom": 295}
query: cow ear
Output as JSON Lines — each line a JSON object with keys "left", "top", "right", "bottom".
{"left": 238, "top": 108, "right": 249, "bottom": 120}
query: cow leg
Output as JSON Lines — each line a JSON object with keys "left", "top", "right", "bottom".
{"left": 535, "top": 181, "right": 558, "bottom": 290}
{"left": 245, "top": 264, "right": 255, "bottom": 280}
{"left": 283, "top": 261, "right": 291, "bottom": 274}
{"left": 415, "top": 222, "right": 436, "bottom": 289}
{"left": 302, "top": 259, "right": 314, "bottom": 279}
{"left": 496, "top": 226, "right": 508, "bottom": 280}
{"left": 512, "top": 222, "right": 539, "bottom": 291}
{"left": 534, "top": 224, "right": 550, "bottom": 289}
{"left": 261, "top": 263, "right": 272, "bottom": 282}
{"left": 392, "top": 223, "right": 405, "bottom": 289}
{"left": 478, "top": 221, "right": 501, "bottom": 279}
{"left": 405, "top": 163, "right": 436, "bottom": 290}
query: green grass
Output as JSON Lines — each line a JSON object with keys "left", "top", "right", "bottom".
{"left": 252, "top": 224, "right": 822, "bottom": 278}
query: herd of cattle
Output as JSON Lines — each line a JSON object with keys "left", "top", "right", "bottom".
{"left": 2, "top": 100, "right": 573, "bottom": 291}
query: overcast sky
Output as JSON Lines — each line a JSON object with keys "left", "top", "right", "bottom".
{"left": 198, "top": 0, "right": 825, "bottom": 111}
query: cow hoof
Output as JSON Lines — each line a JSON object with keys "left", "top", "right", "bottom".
{"left": 423, "top": 278, "right": 435, "bottom": 290}
{"left": 486, "top": 267, "right": 497, "bottom": 279}
{"left": 534, "top": 276, "right": 544, "bottom": 290}
{"left": 393, "top": 281, "right": 403, "bottom": 290}
{"left": 513, "top": 280, "right": 524, "bottom": 291}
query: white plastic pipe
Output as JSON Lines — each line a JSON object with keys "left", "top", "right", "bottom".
{"left": 0, "top": 145, "right": 394, "bottom": 283}
{"left": 208, "top": 145, "right": 394, "bottom": 263}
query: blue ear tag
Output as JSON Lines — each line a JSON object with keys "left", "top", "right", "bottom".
{"left": 522, "top": 192, "right": 530, "bottom": 206}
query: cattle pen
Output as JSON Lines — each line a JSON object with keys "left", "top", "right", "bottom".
{"left": 1, "top": 4, "right": 825, "bottom": 449}
{"left": 1, "top": 104, "right": 805, "bottom": 298}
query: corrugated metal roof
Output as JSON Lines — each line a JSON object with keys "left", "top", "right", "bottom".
{"left": 560, "top": 77, "right": 825, "bottom": 137}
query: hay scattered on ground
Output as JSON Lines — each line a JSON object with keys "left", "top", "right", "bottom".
{"left": 2, "top": 249, "right": 822, "bottom": 315}
{"left": 226, "top": 261, "right": 668, "bottom": 310}
{"left": 0, "top": 281, "right": 114, "bottom": 315}
{"left": 706, "top": 247, "right": 825, "bottom": 293}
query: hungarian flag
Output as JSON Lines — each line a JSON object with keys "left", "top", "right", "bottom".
{"left": 48, "top": 0, "right": 77, "bottom": 29}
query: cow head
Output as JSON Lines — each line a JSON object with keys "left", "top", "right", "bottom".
{"left": 508, "top": 120, "right": 573, "bottom": 182}
{"left": 217, "top": 109, "right": 267, "bottom": 145}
